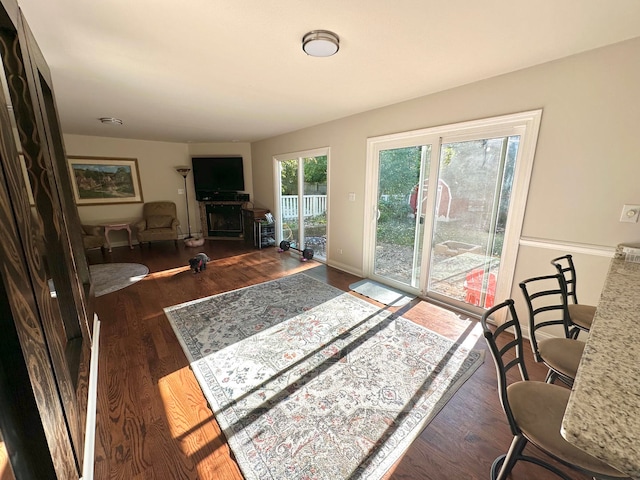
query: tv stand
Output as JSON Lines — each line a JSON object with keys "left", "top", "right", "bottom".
{"left": 197, "top": 192, "right": 250, "bottom": 202}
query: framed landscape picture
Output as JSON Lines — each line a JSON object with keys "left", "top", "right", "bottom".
{"left": 68, "top": 156, "right": 144, "bottom": 205}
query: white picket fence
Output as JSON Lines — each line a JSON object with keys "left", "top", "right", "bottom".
{"left": 281, "top": 195, "right": 327, "bottom": 219}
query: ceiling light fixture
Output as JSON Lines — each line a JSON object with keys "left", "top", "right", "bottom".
{"left": 302, "top": 30, "right": 339, "bottom": 57}
{"left": 99, "top": 117, "right": 123, "bottom": 125}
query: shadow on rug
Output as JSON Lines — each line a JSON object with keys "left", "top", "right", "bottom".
{"left": 164, "top": 273, "right": 484, "bottom": 480}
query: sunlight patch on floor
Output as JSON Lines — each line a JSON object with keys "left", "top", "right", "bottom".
{"left": 158, "top": 368, "right": 221, "bottom": 448}
{"left": 0, "top": 439, "right": 13, "bottom": 480}
{"left": 143, "top": 266, "right": 190, "bottom": 279}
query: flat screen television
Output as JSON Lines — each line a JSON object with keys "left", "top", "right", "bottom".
{"left": 191, "top": 156, "right": 245, "bottom": 199}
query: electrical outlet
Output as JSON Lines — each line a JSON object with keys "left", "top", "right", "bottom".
{"left": 620, "top": 204, "right": 640, "bottom": 223}
{"left": 338, "top": 248, "right": 343, "bottom": 255}
{"left": 178, "top": 188, "right": 185, "bottom": 195}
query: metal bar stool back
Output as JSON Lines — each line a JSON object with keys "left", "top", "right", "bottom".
{"left": 551, "top": 254, "right": 597, "bottom": 337}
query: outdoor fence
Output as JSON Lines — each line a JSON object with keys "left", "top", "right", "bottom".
{"left": 281, "top": 195, "right": 327, "bottom": 219}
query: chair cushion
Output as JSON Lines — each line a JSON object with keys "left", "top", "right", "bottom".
{"left": 81, "top": 224, "right": 104, "bottom": 249}
{"left": 146, "top": 215, "right": 173, "bottom": 229}
{"left": 137, "top": 228, "right": 177, "bottom": 242}
{"left": 568, "top": 304, "right": 596, "bottom": 330}
{"left": 83, "top": 234, "right": 104, "bottom": 249}
{"left": 538, "top": 338, "right": 584, "bottom": 379}
{"left": 82, "top": 224, "right": 102, "bottom": 237}
{"left": 143, "top": 202, "right": 177, "bottom": 218}
{"left": 508, "top": 382, "right": 626, "bottom": 477}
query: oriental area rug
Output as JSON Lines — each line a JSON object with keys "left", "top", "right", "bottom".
{"left": 89, "top": 262, "right": 149, "bottom": 297}
{"left": 48, "top": 262, "right": 148, "bottom": 298}
{"left": 164, "top": 273, "right": 483, "bottom": 480}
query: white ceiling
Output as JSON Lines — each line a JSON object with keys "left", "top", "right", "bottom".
{"left": 15, "top": 0, "right": 640, "bottom": 144}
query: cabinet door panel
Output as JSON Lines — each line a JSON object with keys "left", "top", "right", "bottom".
{"left": 0, "top": 1, "right": 94, "bottom": 477}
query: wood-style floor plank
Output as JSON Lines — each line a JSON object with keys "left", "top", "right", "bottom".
{"left": 91, "top": 241, "right": 590, "bottom": 480}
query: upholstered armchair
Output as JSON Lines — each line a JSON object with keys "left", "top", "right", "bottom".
{"left": 81, "top": 224, "right": 105, "bottom": 254}
{"left": 134, "top": 201, "right": 179, "bottom": 247}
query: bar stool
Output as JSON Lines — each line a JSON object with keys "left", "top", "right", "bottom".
{"left": 519, "top": 273, "right": 584, "bottom": 387}
{"left": 480, "top": 299, "right": 629, "bottom": 480}
{"left": 551, "top": 254, "right": 597, "bottom": 338}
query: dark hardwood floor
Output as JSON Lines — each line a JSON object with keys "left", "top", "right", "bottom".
{"left": 88, "top": 241, "right": 590, "bottom": 480}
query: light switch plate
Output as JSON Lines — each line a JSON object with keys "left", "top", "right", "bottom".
{"left": 620, "top": 204, "right": 640, "bottom": 223}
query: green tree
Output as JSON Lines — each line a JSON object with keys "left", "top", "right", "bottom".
{"left": 280, "top": 159, "right": 298, "bottom": 195}
{"left": 280, "top": 156, "right": 327, "bottom": 195}
{"left": 378, "top": 146, "right": 422, "bottom": 195}
{"left": 303, "top": 155, "right": 327, "bottom": 184}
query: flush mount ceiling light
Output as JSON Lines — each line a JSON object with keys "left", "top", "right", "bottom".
{"left": 302, "top": 30, "right": 340, "bottom": 57}
{"left": 99, "top": 117, "right": 123, "bottom": 125}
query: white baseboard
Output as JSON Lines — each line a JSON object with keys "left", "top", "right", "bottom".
{"left": 326, "top": 259, "right": 364, "bottom": 277}
{"left": 81, "top": 314, "right": 101, "bottom": 480}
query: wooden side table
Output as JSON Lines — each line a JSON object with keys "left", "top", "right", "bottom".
{"left": 102, "top": 223, "right": 133, "bottom": 252}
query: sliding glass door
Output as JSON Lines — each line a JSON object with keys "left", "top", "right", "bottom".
{"left": 426, "top": 136, "right": 517, "bottom": 309}
{"left": 372, "top": 145, "right": 431, "bottom": 288}
{"left": 274, "top": 148, "right": 329, "bottom": 262}
{"left": 365, "top": 111, "right": 541, "bottom": 315}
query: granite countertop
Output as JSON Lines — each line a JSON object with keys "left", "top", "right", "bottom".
{"left": 561, "top": 245, "right": 640, "bottom": 479}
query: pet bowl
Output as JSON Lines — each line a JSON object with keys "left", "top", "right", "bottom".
{"left": 184, "top": 237, "right": 205, "bottom": 248}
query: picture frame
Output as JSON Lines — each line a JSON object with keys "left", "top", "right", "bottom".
{"left": 67, "top": 156, "right": 144, "bottom": 205}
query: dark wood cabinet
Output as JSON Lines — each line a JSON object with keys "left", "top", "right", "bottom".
{"left": 0, "top": 1, "right": 94, "bottom": 478}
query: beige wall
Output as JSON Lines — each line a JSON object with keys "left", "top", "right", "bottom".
{"left": 63, "top": 135, "right": 252, "bottom": 244}
{"left": 63, "top": 37, "right": 640, "bottom": 325}
{"left": 251, "top": 37, "right": 640, "bottom": 311}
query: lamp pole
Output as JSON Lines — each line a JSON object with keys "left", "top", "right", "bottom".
{"left": 175, "top": 166, "right": 192, "bottom": 239}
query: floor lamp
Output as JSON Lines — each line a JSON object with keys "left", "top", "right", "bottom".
{"left": 175, "top": 166, "right": 193, "bottom": 239}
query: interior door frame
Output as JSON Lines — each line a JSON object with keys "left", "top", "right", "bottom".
{"left": 364, "top": 110, "right": 542, "bottom": 322}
